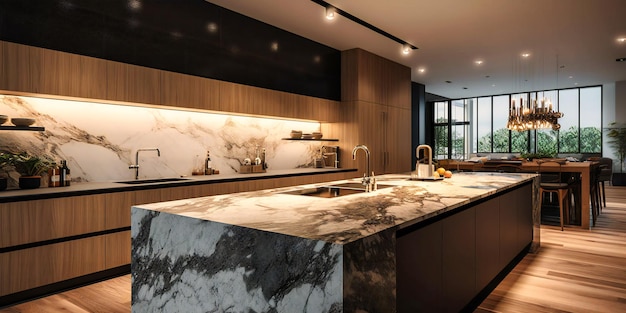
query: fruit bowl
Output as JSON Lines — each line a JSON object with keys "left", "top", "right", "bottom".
{"left": 11, "top": 117, "right": 36, "bottom": 127}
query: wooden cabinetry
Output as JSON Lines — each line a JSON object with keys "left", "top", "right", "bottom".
{"left": 396, "top": 183, "right": 533, "bottom": 312}
{"left": 336, "top": 48, "right": 412, "bottom": 175}
{"left": 0, "top": 41, "right": 339, "bottom": 122}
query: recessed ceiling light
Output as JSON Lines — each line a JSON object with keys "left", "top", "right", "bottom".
{"left": 475, "top": 60, "right": 483, "bottom": 65}
{"left": 568, "top": 76, "right": 573, "bottom": 79}
{"left": 617, "top": 37, "right": 626, "bottom": 43}
{"left": 417, "top": 67, "right": 426, "bottom": 73}
{"left": 521, "top": 53, "right": 530, "bottom": 58}
{"left": 617, "top": 57, "right": 626, "bottom": 62}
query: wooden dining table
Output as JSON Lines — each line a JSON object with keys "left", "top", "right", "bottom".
{"left": 445, "top": 160, "right": 597, "bottom": 229}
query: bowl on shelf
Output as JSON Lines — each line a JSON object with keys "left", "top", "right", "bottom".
{"left": 11, "top": 117, "right": 36, "bottom": 127}
{"left": 290, "top": 130, "right": 303, "bottom": 139}
{"left": 0, "top": 115, "right": 8, "bottom": 125}
{"left": 311, "top": 132, "right": 323, "bottom": 140}
{"left": 302, "top": 133, "right": 314, "bottom": 139}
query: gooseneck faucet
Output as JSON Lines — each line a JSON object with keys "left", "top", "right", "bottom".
{"left": 352, "top": 144, "right": 373, "bottom": 190}
{"left": 129, "top": 148, "right": 160, "bottom": 180}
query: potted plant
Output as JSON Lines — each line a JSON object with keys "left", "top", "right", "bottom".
{"left": 0, "top": 152, "right": 10, "bottom": 191}
{"left": 6, "top": 152, "right": 52, "bottom": 189}
{"left": 605, "top": 122, "right": 626, "bottom": 186}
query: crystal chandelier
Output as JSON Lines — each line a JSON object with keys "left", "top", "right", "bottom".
{"left": 506, "top": 96, "right": 563, "bottom": 131}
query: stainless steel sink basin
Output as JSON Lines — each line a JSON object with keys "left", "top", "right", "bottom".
{"left": 281, "top": 183, "right": 394, "bottom": 198}
{"left": 116, "top": 177, "right": 190, "bottom": 184}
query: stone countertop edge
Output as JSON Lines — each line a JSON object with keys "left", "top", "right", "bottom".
{"left": 0, "top": 168, "right": 357, "bottom": 203}
{"left": 132, "top": 172, "right": 539, "bottom": 245}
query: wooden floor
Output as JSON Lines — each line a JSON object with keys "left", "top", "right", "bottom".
{"left": 2, "top": 187, "right": 625, "bottom": 313}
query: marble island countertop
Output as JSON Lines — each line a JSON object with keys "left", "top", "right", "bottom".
{"left": 0, "top": 167, "right": 356, "bottom": 203}
{"left": 135, "top": 172, "right": 537, "bottom": 245}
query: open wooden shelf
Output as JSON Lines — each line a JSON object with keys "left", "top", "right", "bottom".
{"left": 281, "top": 138, "right": 338, "bottom": 142}
{"left": 0, "top": 125, "right": 45, "bottom": 131}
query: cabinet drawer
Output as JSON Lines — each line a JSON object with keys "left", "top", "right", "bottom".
{"left": 0, "top": 236, "right": 105, "bottom": 296}
{"left": 0, "top": 195, "right": 106, "bottom": 248}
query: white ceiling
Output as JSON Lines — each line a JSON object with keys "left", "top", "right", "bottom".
{"left": 208, "top": 0, "right": 626, "bottom": 99}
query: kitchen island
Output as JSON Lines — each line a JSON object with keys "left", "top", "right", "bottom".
{"left": 131, "top": 172, "right": 539, "bottom": 312}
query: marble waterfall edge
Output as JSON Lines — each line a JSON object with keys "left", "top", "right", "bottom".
{"left": 131, "top": 208, "right": 344, "bottom": 313}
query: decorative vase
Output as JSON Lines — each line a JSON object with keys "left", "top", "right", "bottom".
{"left": 0, "top": 177, "right": 7, "bottom": 191}
{"left": 19, "top": 176, "right": 41, "bottom": 189}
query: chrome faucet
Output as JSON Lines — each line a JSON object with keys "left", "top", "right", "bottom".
{"left": 129, "top": 148, "right": 160, "bottom": 180}
{"left": 352, "top": 144, "right": 374, "bottom": 191}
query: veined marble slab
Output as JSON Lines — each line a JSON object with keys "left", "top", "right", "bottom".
{"left": 132, "top": 172, "right": 539, "bottom": 312}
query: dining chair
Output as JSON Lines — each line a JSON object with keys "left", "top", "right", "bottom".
{"left": 587, "top": 157, "right": 612, "bottom": 209}
{"left": 538, "top": 161, "right": 570, "bottom": 231}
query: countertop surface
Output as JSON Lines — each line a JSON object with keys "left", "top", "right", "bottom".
{"left": 134, "top": 172, "right": 537, "bottom": 245}
{"left": 0, "top": 167, "right": 356, "bottom": 202}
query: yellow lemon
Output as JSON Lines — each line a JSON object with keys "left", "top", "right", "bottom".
{"left": 433, "top": 171, "right": 441, "bottom": 178}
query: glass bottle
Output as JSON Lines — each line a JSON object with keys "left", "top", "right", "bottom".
{"left": 205, "top": 151, "right": 212, "bottom": 175}
{"left": 48, "top": 162, "right": 60, "bottom": 187}
{"left": 60, "top": 160, "right": 71, "bottom": 186}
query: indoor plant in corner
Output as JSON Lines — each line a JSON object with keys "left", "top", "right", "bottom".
{"left": 606, "top": 122, "right": 626, "bottom": 186}
{"left": 7, "top": 152, "right": 52, "bottom": 189}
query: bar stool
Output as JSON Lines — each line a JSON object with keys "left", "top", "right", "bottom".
{"left": 538, "top": 161, "right": 570, "bottom": 231}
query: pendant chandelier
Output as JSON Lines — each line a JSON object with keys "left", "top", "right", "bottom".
{"left": 506, "top": 96, "right": 563, "bottom": 131}
{"left": 506, "top": 53, "right": 563, "bottom": 132}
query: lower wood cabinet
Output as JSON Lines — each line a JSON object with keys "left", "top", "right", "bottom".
{"left": 104, "top": 231, "right": 131, "bottom": 269}
{"left": 0, "top": 236, "right": 105, "bottom": 297}
{"left": 0, "top": 171, "right": 356, "bottom": 302}
{"left": 397, "top": 183, "right": 533, "bottom": 313}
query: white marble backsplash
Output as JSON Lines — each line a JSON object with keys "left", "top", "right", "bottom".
{"left": 0, "top": 95, "right": 323, "bottom": 182}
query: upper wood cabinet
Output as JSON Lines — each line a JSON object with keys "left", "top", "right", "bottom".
{"left": 106, "top": 61, "right": 161, "bottom": 105}
{"left": 0, "top": 41, "right": 340, "bottom": 122}
{"left": 341, "top": 48, "right": 411, "bottom": 110}
{"left": 160, "top": 71, "right": 220, "bottom": 111}
{"left": 0, "top": 41, "right": 107, "bottom": 99}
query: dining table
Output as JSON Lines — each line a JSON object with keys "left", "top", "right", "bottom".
{"left": 444, "top": 159, "right": 598, "bottom": 229}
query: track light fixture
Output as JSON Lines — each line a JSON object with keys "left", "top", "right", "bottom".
{"left": 325, "top": 6, "right": 336, "bottom": 20}
{"left": 311, "top": 0, "right": 417, "bottom": 53}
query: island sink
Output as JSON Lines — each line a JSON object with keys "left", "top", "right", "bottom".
{"left": 281, "top": 182, "right": 394, "bottom": 198}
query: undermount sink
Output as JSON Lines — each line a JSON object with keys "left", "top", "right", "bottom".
{"left": 281, "top": 182, "right": 394, "bottom": 198}
{"left": 116, "top": 177, "right": 190, "bottom": 184}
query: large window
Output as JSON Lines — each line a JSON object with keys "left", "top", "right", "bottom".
{"left": 434, "top": 86, "right": 602, "bottom": 159}
{"left": 434, "top": 99, "right": 471, "bottom": 160}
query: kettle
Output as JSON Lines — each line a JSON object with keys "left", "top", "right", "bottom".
{"left": 415, "top": 145, "right": 434, "bottom": 179}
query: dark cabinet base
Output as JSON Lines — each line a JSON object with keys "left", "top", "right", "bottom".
{"left": 397, "top": 183, "right": 533, "bottom": 313}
